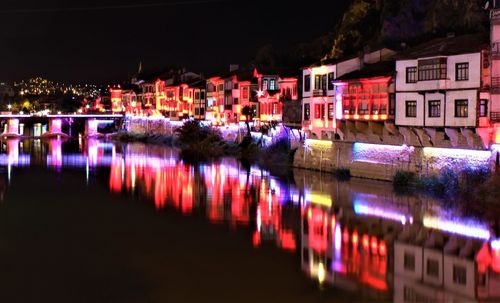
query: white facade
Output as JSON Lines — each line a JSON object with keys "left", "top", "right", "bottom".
{"left": 395, "top": 52, "right": 484, "bottom": 128}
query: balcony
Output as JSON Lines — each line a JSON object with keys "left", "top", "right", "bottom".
{"left": 312, "top": 89, "right": 326, "bottom": 97}
{"left": 491, "top": 112, "right": 500, "bottom": 123}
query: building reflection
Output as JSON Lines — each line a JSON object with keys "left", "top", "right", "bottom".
{"left": 0, "top": 139, "right": 499, "bottom": 302}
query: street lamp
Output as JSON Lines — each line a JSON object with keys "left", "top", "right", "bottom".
{"left": 7, "top": 104, "right": 11, "bottom": 111}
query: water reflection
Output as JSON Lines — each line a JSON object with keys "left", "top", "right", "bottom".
{"left": 0, "top": 138, "right": 499, "bottom": 302}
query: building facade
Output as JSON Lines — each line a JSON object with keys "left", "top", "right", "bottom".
{"left": 394, "top": 34, "right": 493, "bottom": 148}
{"left": 302, "top": 49, "right": 396, "bottom": 139}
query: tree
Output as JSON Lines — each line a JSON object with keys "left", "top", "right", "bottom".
{"left": 241, "top": 105, "right": 255, "bottom": 137}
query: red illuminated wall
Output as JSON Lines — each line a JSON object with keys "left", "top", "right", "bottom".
{"left": 337, "top": 76, "right": 391, "bottom": 121}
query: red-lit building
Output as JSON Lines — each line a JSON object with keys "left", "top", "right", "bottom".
{"left": 254, "top": 68, "right": 299, "bottom": 123}
{"left": 334, "top": 61, "right": 395, "bottom": 122}
{"left": 206, "top": 66, "right": 258, "bottom": 125}
{"left": 109, "top": 85, "right": 123, "bottom": 113}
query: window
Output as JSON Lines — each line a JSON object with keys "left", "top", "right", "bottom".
{"left": 480, "top": 99, "right": 488, "bottom": 117}
{"left": 404, "top": 252, "right": 415, "bottom": 271}
{"left": 328, "top": 72, "right": 335, "bottom": 90}
{"left": 269, "top": 79, "right": 276, "bottom": 90}
{"left": 321, "top": 75, "right": 327, "bottom": 91}
{"left": 314, "top": 75, "right": 321, "bottom": 90}
{"left": 233, "top": 98, "right": 239, "bottom": 104}
{"left": 241, "top": 87, "right": 249, "bottom": 99}
{"left": 426, "top": 259, "right": 439, "bottom": 277}
{"left": 194, "top": 92, "right": 200, "bottom": 100}
{"left": 455, "top": 99, "right": 468, "bottom": 117}
{"left": 200, "top": 108, "right": 205, "bottom": 116}
{"left": 314, "top": 104, "right": 325, "bottom": 119}
{"left": 328, "top": 103, "right": 334, "bottom": 120}
{"left": 304, "top": 104, "right": 310, "bottom": 120}
{"left": 456, "top": 63, "right": 469, "bottom": 81}
{"left": 405, "top": 101, "right": 417, "bottom": 118}
{"left": 428, "top": 100, "right": 441, "bottom": 117}
{"left": 406, "top": 67, "right": 417, "bottom": 83}
{"left": 272, "top": 103, "right": 278, "bottom": 115}
{"left": 304, "top": 75, "right": 311, "bottom": 92}
{"left": 218, "top": 84, "right": 223, "bottom": 91}
{"left": 233, "top": 83, "right": 239, "bottom": 89}
{"left": 418, "top": 58, "right": 447, "bottom": 81}
{"left": 262, "top": 79, "right": 268, "bottom": 91}
{"left": 453, "top": 265, "right": 467, "bottom": 285}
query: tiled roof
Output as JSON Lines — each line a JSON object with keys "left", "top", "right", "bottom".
{"left": 336, "top": 60, "right": 395, "bottom": 81}
{"left": 395, "top": 33, "right": 489, "bottom": 60}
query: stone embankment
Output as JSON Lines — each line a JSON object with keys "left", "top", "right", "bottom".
{"left": 294, "top": 139, "right": 498, "bottom": 181}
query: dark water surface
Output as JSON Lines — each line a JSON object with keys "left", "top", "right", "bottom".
{"left": 0, "top": 138, "right": 498, "bottom": 303}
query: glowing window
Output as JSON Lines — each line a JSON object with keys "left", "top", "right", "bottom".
{"left": 455, "top": 99, "right": 468, "bottom": 117}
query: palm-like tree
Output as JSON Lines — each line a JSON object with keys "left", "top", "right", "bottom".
{"left": 241, "top": 105, "right": 255, "bottom": 137}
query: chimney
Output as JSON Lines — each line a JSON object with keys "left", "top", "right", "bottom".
{"left": 229, "top": 64, "right": 239, "bottom": 72}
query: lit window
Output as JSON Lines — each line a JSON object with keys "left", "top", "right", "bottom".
{"left": 418, "top": 58, "right": 447, "bottom": 81}
{"left": 456, "top": 63, "right": 469, "bottom": 81}
{"left": 479, "top": 99, "right": 488, "bottom": 117}
{"left": 405, "top": 101, "right": 417, "bottom": 118}
{"left": 269, "top": 79, "right": 276, "bottom": 90}
{"left": 428, "top": 100, "right": 441, "bottom": 117}
{"left": 328, "top": 103, "right": 334, "bottom": 120}
{"left": 455, "top": 99, "right": 468, "bottom": 117}
{"left": 304, "top": 104, "right": 310, "bottom": 120}
{"left": 406, "top": 67, "right": 417, "bottom": 83}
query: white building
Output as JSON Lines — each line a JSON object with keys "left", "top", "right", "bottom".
{"left": 394, "top": 34, "right": 492, "bottom": 148}
{"left": 302, "top": 49, "right": 396, "bottom": 139}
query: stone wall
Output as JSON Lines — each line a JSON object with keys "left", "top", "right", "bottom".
{"left": 126, "top": 117, "right": 182, "bottom": 136}
{"left": 294, "top": 140, "right": 496, "bottom": 181}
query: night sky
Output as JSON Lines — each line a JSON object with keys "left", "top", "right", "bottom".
{"left": 0, "top": 0, "right": 350, "bottom": 84}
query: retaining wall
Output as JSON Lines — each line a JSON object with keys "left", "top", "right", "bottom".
{"left": 294, "top": 140, "right": 497, "bottom": 181}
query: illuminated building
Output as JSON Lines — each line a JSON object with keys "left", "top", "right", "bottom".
{"left": 190, "top": 80, "right": 207, "bottom": 120}
{"left": 302, "top": 49, "right": 396, "bottom": 139}
{"left": 206, "top": 66, "right": 259, "bottom": 125}
{"left": 134, "top": 70, "right": 203, "bottom": 119}
{"left": 109, "top": 85, "right": 123, "bottom": 113}
{"left": 489, "top": 6, "right": 500, "bottom": 146}
{"left": 394, "top": 33, "right": 494, "bottom": 148}
{"left": 254, "top": 68, "right": 299, "bottom": 123}
{"left": 333, "top": 61, "right": 395, "bottom": 139}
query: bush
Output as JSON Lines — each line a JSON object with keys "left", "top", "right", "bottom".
{"left": 333, "top": 168, "right": 351, "bottom": 181}
{"left": 176, "top": 120, "right": 226, "bottom": 162}
{"left": 393, "top": 171, "right": 416, "bottom": 187}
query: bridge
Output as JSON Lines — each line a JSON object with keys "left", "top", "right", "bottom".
{"left": 0, "top": 114, "right": 124, "bottom": 138}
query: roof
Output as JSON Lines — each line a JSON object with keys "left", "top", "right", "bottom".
{"left": 336, "top": 60, "right": 395, "bottom": 81}
{"left": 395, "top": 33, "right": 489, "bottom": 60}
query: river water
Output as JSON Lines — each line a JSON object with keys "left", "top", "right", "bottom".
{"left": 0, "top": 138, "right": 498, "bottom": 302}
